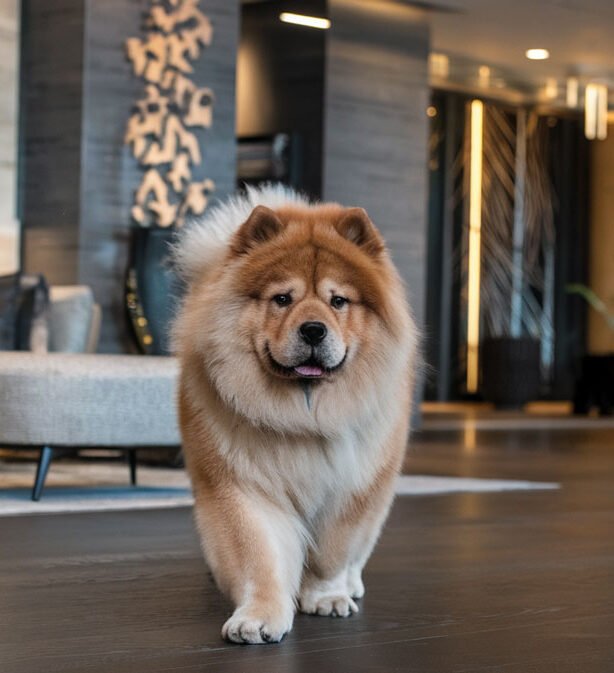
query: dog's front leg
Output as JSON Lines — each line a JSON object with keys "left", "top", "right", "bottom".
{"left": 300, "top": 472, "right": 397, "bottom": 618}
{"left": 193, "top": 486, "right": 304, "bottom": 644}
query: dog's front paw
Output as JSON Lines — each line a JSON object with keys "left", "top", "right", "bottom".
{"left": 222, "top": 605, "right": 293, "bottom": 644}
{"left": 299, "top": 589, "right": 358, "bottom": 617}
{"left": 347, "top": 565, "right": 365, "bottom": 599}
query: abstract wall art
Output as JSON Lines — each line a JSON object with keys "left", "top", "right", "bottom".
{"left": 125, "top": 0, "right": 215, "bottom": 228}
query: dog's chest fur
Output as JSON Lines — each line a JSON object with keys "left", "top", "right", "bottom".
{"left": 213, "top": 410, "right": 393, "bottom": 522}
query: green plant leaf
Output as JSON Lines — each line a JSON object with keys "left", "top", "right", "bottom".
{"left": 566, "top": 283, "right": 614, "bottom": 332}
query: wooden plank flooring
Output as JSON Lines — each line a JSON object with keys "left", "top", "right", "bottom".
{"left": 2, "top": 426, "right": 614, "bottom": 672}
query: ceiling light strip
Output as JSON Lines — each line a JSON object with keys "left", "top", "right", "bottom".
{"left": 279, "top": 12, "right": 331, "bottom": 29}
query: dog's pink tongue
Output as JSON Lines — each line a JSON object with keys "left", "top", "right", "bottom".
{"left": 294, "top": 364, "right": 324, "bottom": 377}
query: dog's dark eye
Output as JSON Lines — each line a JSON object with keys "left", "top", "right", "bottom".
{"left": 273, "top": 294, "right": 292, "bottom": 307}
{"left": 331, "top": 295, "right": 349, "bottom": 309}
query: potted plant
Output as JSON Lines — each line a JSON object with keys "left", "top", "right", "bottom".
{"left": 567, "top": 284, "right": 614, "bottom": 415}
{"left": 474, "top": 106, "right": 555, "bottom": 407}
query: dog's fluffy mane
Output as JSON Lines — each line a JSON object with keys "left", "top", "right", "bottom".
{"left": 174, "top": 184, "right": 310, "bottom": 282}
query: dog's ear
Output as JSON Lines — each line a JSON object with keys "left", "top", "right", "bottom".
{"left": 335, "top": 208, "right": 385, "bottom": 257}
{"left": 231, "top": 206, "right": 284, "bottom": 255}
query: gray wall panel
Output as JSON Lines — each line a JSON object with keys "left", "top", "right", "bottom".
{"left": 323, "top": 0, "right": 430, "bottom": 328}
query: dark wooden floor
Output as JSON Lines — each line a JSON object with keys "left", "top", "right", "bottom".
{"left": 2, "top": 425, "right": 614, "bottom": 673}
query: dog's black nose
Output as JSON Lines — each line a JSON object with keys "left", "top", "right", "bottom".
{"left": 299, "top": 321, "right": 327, "bottom": 346}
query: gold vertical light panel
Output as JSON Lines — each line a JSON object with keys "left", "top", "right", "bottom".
{"left": 585, "top": 83, "right": 608, "bottom": 140}
{"left": 466, "top": 99, "right": 484, "bottom": 394}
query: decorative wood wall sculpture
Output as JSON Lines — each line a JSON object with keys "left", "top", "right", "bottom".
{"left": 125, "top": 0, "right": 215, "bottom": 227}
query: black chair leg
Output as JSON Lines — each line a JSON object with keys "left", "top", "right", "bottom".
{"left": 32, "top": 446, "right": 54, "bottom": 501}
{"left": 128, "top": 449, "right": 137, "bottom": 486}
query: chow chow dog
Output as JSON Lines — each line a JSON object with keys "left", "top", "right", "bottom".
{"left": 173, "top": 185, "right": 417, "bottom": 644}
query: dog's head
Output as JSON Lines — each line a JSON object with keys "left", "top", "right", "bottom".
{"left": 176, "top": 198, "right": 415, "bottom": 433}
{"left": 228, "top": 204, "right": 401, "bottom": 383}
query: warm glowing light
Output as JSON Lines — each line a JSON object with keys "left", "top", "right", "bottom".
{"left": 426, "top": 106, "right": 437, "bottom": 118}
{"left": 544, "top": 77, "right": 558, "bottom": 100}
{"left": 478, "top": 65, "right": 490, "bottom": 87}
{"left": 566, "top": 77, "right": 579, "bottom": 107}
{"left": 526, "top": 48, "right": 549, "bottom": 60}
{"left": 585, "top": 83, "right": 608, "bottom": 140}
{"left": 279, "top": 12, "right": 330, "bottom": 29}
{"left": 467, "top": 99, "right": 484, "bottom": 394}
{"left": 429, "top": 53, "right": 449, "bottom": 79}
{"left": 463, "top": 420, "right": 477, "bottom": 453}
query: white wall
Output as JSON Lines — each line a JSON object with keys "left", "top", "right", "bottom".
{"left": 0, "top": 0, "right": 20, "bottom": 275}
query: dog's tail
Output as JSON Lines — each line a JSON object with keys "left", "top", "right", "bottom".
{"left": 173, "top": 183, "right": 310, "bottom": 283}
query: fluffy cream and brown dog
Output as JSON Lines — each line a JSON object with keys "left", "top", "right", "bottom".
{"left": 173, "top": 185, "right": 417, "bottom": 644}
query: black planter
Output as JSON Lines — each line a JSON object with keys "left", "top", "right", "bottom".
{"left": 573, "top": 354, "right": 614, "bottom": 416}
{"left": 125, "top": 226, "right": 181, "bottom": 355}
{"left": 481, "top": 337, "right": 541, "bottom": 408}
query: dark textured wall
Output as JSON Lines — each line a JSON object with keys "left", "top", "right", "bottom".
{"left": 21, "top": 0, "right": 86, "bottom": 284}
{"left": 77, "top": 0, "right": 151, "bottom": 352}
{"left": 322, "top": 0, "right": 430, "bottom": 330}
{"left": 22, "top": 0, "right": 238, "bottom": 351}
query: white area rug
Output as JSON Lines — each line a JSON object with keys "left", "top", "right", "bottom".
{"left": 396, "top": 474, "right": 559, "bottom": 495}
{"left": 0, "top": 460, "right": 559, "bottom": 516}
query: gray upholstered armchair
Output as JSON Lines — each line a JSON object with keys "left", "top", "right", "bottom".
{"left": 0, "top": 285, "right": 180, "bottom": 501}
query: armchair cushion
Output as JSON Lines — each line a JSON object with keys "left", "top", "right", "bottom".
{"left": 48, "top": 286, "right": 100, "bottom": 353}
{"left": 0, "top": 353, "right": 180, "bottom": 447}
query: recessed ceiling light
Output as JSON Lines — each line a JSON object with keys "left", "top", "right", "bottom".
{"left": 526, "top": 48, "right": 550, "bottom": 60}
{"left": 279, "top": 12, "right": 331, "bottom": 29}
